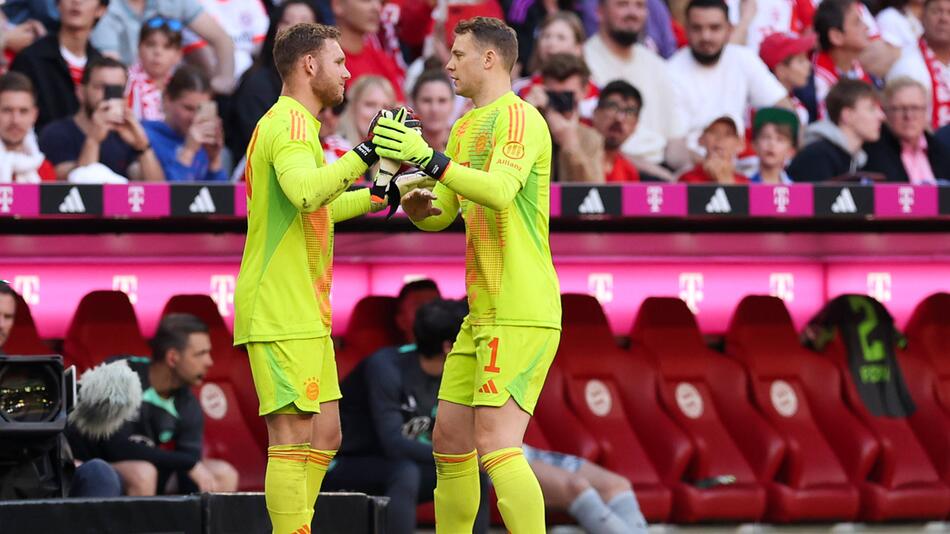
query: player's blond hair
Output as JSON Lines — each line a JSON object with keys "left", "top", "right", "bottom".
{"left": 273, "top": 23, "right": 341, "bottom": 80}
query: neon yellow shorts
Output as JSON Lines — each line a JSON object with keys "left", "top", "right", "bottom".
{"left": 246, "top": 336, "right": 341, "bottom": 415}
{"left": 438, "top": 320, "right": 560, "bottom": 415}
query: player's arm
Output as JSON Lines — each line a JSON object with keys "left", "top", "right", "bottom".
{"left": 372, "top": 105, "right": 541, "bottom": 212}
{"left": 330, "top": 188, "right": 372, "bottom": 223}
{"left": 406, "top": 180, "right": 460, "bottom": 231}
{"left": 272, "top": 123, "right": 378, "bottom": 213}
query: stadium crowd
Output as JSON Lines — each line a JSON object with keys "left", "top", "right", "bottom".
{"left": 0, "top": 0, "right": 947, "bottom": 185}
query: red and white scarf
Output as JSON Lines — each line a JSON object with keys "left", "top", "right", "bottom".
{"left": 919, "top": 38, "right": 950, "bottom": 130}
{"left": 813, "top": 50, "right": 872, "bottom": 87}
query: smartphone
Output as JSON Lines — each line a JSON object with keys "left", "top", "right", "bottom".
{"left": 546, "top": 90, "right": 575, "bottom": 114}
{"left": 103, "top": 84, "right": 125, "bottom": 123}
{"left": 196, "top": 100, "right": 218, "bottom": 122}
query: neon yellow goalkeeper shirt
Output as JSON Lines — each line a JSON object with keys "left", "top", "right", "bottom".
{"left": 413, "top": 91, "right": 561, "bottom": 330}
{"left": 234, "top": 96, "right": 371, "bottom": 345}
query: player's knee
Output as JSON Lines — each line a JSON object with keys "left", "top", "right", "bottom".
{"left": 315, "top": 426, "right": 342, "bottom": 451}
{"left": 433, "top": 420, "right": 469, "bottom": 454}
{"left": 567, "top": 476, "right": 592, "bottom": 500}
{"left": 121, "top": 462, "right": 158, "bottom": 496}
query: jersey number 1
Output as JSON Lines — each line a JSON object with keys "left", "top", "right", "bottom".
{"left": 484, "top": 337, "right": 501, "bottom": 373}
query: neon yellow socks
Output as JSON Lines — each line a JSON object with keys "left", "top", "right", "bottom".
{"left": 306, "top": 449, "right": 336, "bottom": 509}
{"left": 265, "top": 444, "right": 311, "bottom": 534}
{"left": 433, "top": 450, "right": 481, "bottom": 532}
{"left": 482, "top": 447, "right": 545, "bottom": 534}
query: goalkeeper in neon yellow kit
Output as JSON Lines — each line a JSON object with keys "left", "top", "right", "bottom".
{"left": 371, "top": 16, "right": 562, "bottom": 534}
{"left": 233, "top": 23, "right": 431, "bottom": 534}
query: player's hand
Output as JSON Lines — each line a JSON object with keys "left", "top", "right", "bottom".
{"left": 370, "top": 170, "right": 437, "bottom": 216}
{"left": 188, "top": 462, "right": 217, "bottom": 493}
{"left": 401, "top": 187, "right": 442, "bottom": 221}
{"left": 372, "top": 116, "right": 434, "bottom": 167}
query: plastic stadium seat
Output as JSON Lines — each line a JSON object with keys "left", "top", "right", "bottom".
{"left": 555, "top": 293, "right": 686, "bottom": 522}
{"left": 631, "top": 297, "right": 774, "bottom": 522}
{"left": 162, "top": 295, "right": 268, "bottom": 451}
{"left": 4, "top": 293, "right": 49, "bottom": 355}
{"left": 729, "top": 297, "right": 950, "bottom": 520}
{"left": 63, "top": 291, "right": 150, "bottom": 371}
{"left": 817, "top": 302, "right": 950, "bottom": 520}
{"left": 900, "top": 293, "right": 950, "bottom": 483}
{"left": 336, "top": 296, "right": 401, "bottom": 379}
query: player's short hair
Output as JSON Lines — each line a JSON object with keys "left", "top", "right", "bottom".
{"left": 826, "top": 78, "right": 876, "bottom": 125}
{"left": 598, "top": 80, "right": 642, "bottom": 111}
{"left": 414, "top": 299, "right": 468, "bottom": 358}
{"left": 165, "top": 65, "right": 211, "bottom": 101}
{"left": 151, "top": 313, "right": 209, "bottom": 364}
{"left": 397, "top": 279, "right": 441, "bottom": 308}
{"left": 454, "top": 17, "right": 519, "bottom": 71}
{"left": 273, "top": 23, "right": 341, "bottom": 81}
{"left": 411, "top": 69, "right": 454, "bottom": 103}
{"left": 815, "top": 0, "right": 855, "bottom": 51}
{"left": 685, "top": 0, "right": 730, "bottom": 21}
{"left": 539, "top": 53, "right": 590, "bottom": 85}
{"left": 0, "top": 72, "right": 36, "bottom": 104}
{"left": 81, "top": 57, "right": 127, "bottom": 86}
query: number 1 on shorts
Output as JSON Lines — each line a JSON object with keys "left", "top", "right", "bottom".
{"left": 484, "top": 337, "right": 501, "bottom": 373}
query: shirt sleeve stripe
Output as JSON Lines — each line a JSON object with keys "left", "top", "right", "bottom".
{"left": 509, "top": 103, "right": 525, "bottom": 143}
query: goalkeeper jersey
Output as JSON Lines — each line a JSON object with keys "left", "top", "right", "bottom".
{"left": 234, "top": 96, "right": 368, "bottom": 344}
{"left": 446, "top": 91, "right": 561, "bottom": 329}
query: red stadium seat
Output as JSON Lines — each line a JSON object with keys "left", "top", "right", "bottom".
{"left": 554, "top": 293, "right": 684, "bottom": 522}
{"left": 631, "top": 297, "right": 773, "bottom": 522}
{"left": 905, "top": 293, "right": 950, "bottom": 413}
{"left": 336, "top": 296, "right": 401, "bottom": 379}
{"left": 5, "top": 292, "right": 49, "bottom": 355}
{"left": 818, "top": 299, "right": 950, "bottom": 520}
{"left": 63, "top": 290, "right": 150, "bottom": 371}
{"left": 162, "top": 295, "right": 268, "bottom": 452}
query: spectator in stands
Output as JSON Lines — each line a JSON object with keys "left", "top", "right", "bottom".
{"left": 332, "top": 0, "right": 406, "bottom": 102}
{"left": 886, "top": 0, "right": 950, "bottom": 130}
{"left": 39, "top": 57, "right": 164, "bottom": 182}
{"left": 127, "top": 17, "right": 184, "bottom": 122}
{"left": 592, "top": 80, "right": 642, "bottom": 182}
{"left": 67, "top": 314, "right": 239, "bottom": 496}
{"left": 759, "top": 32, "right": 816, "bottom": 126}
{"left": 89, "top": 0, "right": 235, "bottom": 95}
{"left": 669, "top": 0, "right": 789, "bottom": 158}
{"left": 939, "top": 122, "right": 950, "bottom": 149}
{"left": 0, "top": 12, "right": 45, "bottom": 59}
{"left": 226, "top": 0, "right": 317, "bottom": 159}
{"left": 749, "top": 107, "right": 799, "bottom": 184}
{"left": 328, "top": 298, "right": 491, "bottom": 534}
{"left": 679, "top": 115, "right": 750, "bottom": 183}
{"left": 10, "top": 0, "right": 105, "bottom": 130}
{"left": 144, "top": 66, "right": 226, "bottom": 182}
{"left": 525, "top": 53, "right": 604, "bottom": 182}
{"left": 0, "top": 72, "right": 57, "bottom": 182}
{"left": 864, "top": 77, "right": 950, "bottom": 182}
{"left": 0, "top": 282, "right": 123, "bottom": 498}
{"left": 318, "top": 102, "right": 352, "bottom": 166}
{"left": 411, "top": 70, "right": 454, "bottom": 152}
{"left": 788, "top": 79, "right": 884, "bottom": 181}
{"left": 584, "top": 0, "right": 689, "bottom": 170}
{"left": 180, "top": 0, "right": 268, "bottom": 85}
{"left": 394, "top": 278, "right": 442, "bottom": 344}
{"left": 515, "top": 12, "right": 600, "bottom": 119}
{"left": 876, "top": 0, "right": 926, "bottom": 49}
{"left": 338, "top": 75, "right": 396, "bottom": 148}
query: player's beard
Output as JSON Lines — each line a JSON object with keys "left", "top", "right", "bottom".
{"left": 312, "top": 76, "right": 344, "bottom": 108}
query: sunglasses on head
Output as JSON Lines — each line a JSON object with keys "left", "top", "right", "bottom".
{"left": 145, "top": 16, "right": 183, "bottom": 33}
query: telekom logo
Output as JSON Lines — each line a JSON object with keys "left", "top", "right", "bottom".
{"left": 769, "top": 273, "right": 795, "bottom": 302}
{"left": 13, "top": 276, "right": 39, "bottom": 305}
{"left": 679, "top": 273, "right": 704, "bottom": 313}
{"left": 211, "top": 275, "right": 235, "bottom": 317}
{"left": 867, "top": 272, "right": 892, "bottom": 302}
{"left": 898, "top": 186, "right": 915, "bottom": 214}
{"left": 128, "top": 186, "right": 145, "bottom": 213}
{"left": 0, "top": 186, "right": 12, "bottom": 213}
{"left": 112, "top": 275, "right": 139, "bottom": 304}
{"left": 773, "top": 186, "right": 790, "bottom": 213}
{"left": 646, "top": 186, "right": 664, "bottom": 213}
{"left": 587, "top": 273, "right": 614, "bottom": 303}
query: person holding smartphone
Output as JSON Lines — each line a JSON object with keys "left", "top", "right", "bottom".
{"left": 523, "top": 53, "right": 604, "bottom": 183}
{"left": 143, "top": 65, "right": 227, "bottom": 182}
{"left": 39, "top": 56, "right": 165, "bottom": 182}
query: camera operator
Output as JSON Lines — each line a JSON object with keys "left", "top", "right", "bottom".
{"left": 524, "top": 53, "right": 604, "bottom": 183}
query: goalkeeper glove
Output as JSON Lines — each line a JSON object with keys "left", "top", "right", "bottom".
{"left": 369, "top": 170, "right": 437, "bottom": 218}
{"left": 372, "top": 113, "right": 451, "bottom": 180}
{"left": 369, "top": 108, "right": 422, "bottom": 208}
